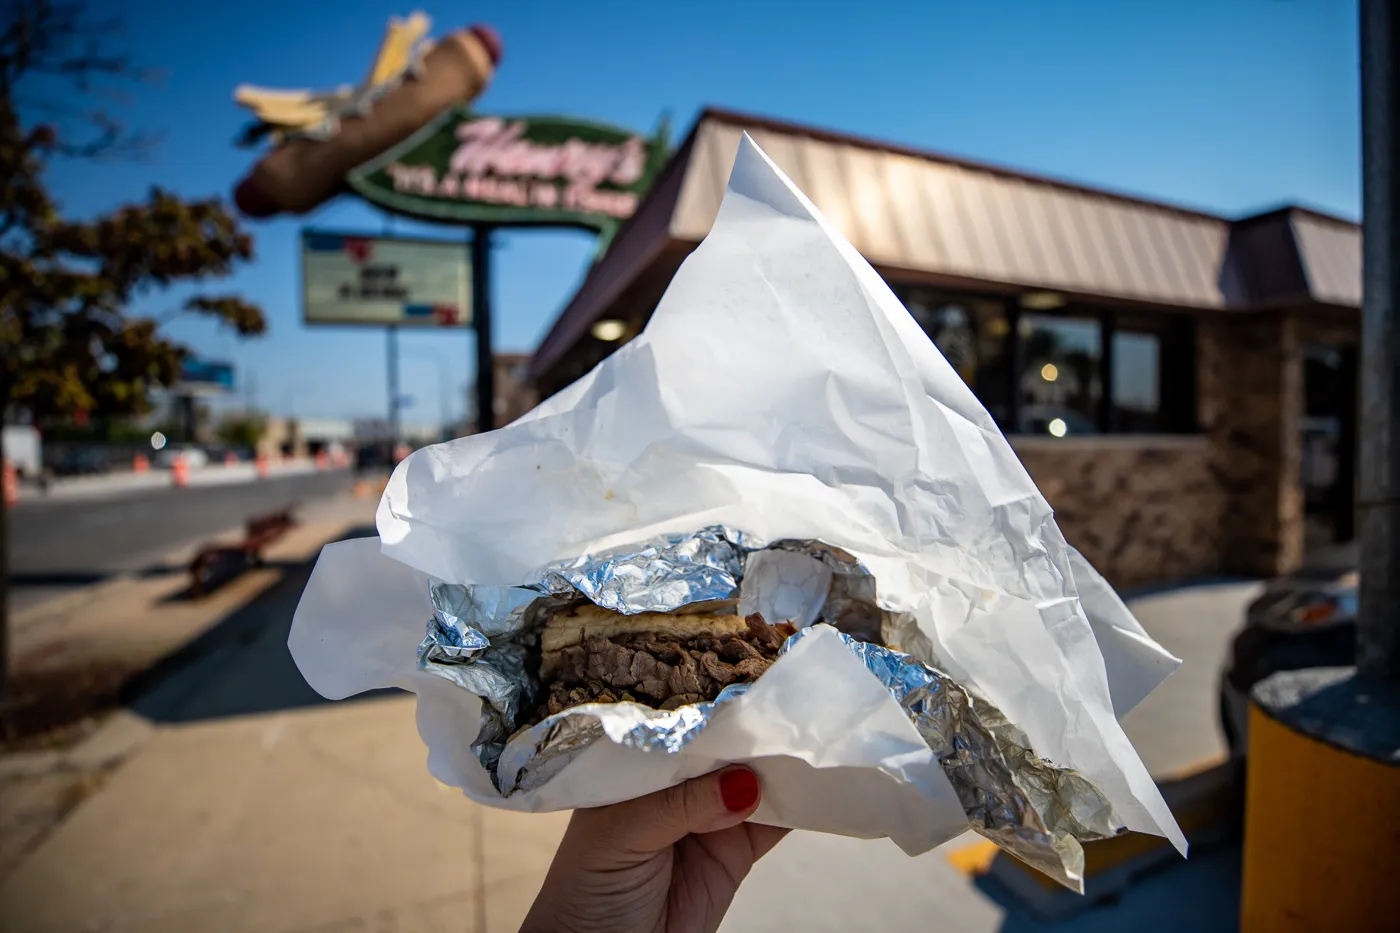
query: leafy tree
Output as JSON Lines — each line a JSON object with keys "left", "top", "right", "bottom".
{"left": 0, "top": 0, "right": 268, "bottom": 689}
{"left": 216, "top": 413, "right": 266, "bottom": 451}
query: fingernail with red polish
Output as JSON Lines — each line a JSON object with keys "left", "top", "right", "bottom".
{"left": 719, "top": 767, "right": 760, "bottom": 812}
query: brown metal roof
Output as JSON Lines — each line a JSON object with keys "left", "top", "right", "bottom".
{"left": 530, "top": 108, "right": 1361, "bottom": 381}
{"left": 1290, "top": 209, "right": 1362, "bottom": 308}
{"left": 669, "top": 117, "right": 1231, "bottom": 309}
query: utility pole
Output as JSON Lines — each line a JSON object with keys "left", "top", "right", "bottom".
{"left": 1239, "top": 2, "right": 1400, "bottom": 929}
{"left": 472, "top": 225, "right": 495, "bottom": 434}
{"left": 1358, "top": 0, "right": 1400, "bottom": 684}
{"left": 387, "top": 325, "right": 401, "bottom": 442}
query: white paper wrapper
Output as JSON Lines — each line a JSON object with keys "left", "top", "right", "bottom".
{"left": 290, "top": 134, "right": 1186, "bottom": 880}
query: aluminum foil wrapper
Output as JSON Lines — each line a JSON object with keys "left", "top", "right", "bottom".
{"left": 416, "top": 525, "right": 1124, "bottom": 891}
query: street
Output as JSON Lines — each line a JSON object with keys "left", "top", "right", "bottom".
{"left": 8, "top": 470, "right": 357, "bottom": 612}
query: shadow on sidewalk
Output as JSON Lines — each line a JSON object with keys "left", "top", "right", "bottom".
{"left": 123, "top": 524, "right": 399, "bottom": 724}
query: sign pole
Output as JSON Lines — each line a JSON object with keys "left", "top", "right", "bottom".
{"left": 472, "top": 224, "right": 495, "bottom": 433}
{"left": 387, "top": 324, "right": 401, "bottom": 442}
{"left": 1359, "top": 0, "right": 1400, "bottom": 684}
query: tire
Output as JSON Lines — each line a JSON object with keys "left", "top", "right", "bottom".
{"left": 1219, "top": 691, "right": 1244, "bottom": 759}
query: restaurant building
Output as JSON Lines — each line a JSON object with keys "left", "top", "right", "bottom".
{"left": 528, "top": 108, "right": 1362, "bottom": 588}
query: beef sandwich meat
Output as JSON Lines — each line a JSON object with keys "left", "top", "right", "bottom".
{"left": 536, "top": 604, "right": 797, "bottom": 718}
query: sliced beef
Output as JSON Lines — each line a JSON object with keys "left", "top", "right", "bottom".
{"left": 534, "top": 613, "right": 796, "bottom": 723}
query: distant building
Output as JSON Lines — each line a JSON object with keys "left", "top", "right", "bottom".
{"left": 298, "top": 418, "right": 356, "bottom": 443}
{"left": 493, "top": 353, "right": 540, "bottom": 426}
{"left": 353, "top": 418, "right": 441, "bottom": 444}
{"left": 462, "top": 352, "right": 541, "bottom": 434}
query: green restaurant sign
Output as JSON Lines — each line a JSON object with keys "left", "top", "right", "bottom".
{"left": 346, "top": 108, "right": 669, "bottom": 233}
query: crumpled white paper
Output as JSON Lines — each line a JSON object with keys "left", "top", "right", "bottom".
{"left": 290, "top": 134, "right": 1186, "bottom": 861}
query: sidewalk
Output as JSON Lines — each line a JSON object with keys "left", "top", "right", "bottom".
{"left": 0, "top": 697, "right": 568, "bottom": 933}
{"left": 15, "top": 459, "right": 334, "bottom": 504}
{"left": 0, "top": 491, "right": 379, "bottom": 886}
{"left": 0, "top": 564, "right": 1258, "bottom": 932}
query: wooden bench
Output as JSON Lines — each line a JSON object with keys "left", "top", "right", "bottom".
{"left": 189, "top": 509, "right": 296, "bottom": 597}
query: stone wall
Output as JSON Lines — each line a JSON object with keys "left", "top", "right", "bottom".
{"left": 1013, "top": 437, "right": 1224, "bottom": 589}
{"left": 1199, "top": 315, "right": 1304, "bottom": 578}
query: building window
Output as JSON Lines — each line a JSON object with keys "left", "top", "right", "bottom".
{"left": 893, "top": 284, "right": 1196, "bottom": 435}
{"left": 1111, "top": 331, "right": 1160, "bottom": 432}
{"left": 903, "top": 291, "right": 1014, "bottom": 426}
{"left": 1018, "top": 315, "right": 1101, "bottom": 436}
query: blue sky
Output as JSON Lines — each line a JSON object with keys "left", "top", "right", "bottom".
{"left": 44, "top": 0, "right": 1360, "bottom": 426}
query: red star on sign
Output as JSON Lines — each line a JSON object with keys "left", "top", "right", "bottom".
{"left": 433, "top": 305, "right": 459, "bottom": 325}
{"left": 344, "top": 237, "right": 374, "bottom": 264}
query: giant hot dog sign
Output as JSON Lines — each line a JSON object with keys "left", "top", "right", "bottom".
{"left": 231, "top": 12, "right": 668, "bottom": 233}
{"left": 346, "top": 111, "right": 670, "bottom": 232}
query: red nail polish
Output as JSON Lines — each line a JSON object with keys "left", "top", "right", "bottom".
{"left": 719, "top": 767, "right": 760, "bottom": 812}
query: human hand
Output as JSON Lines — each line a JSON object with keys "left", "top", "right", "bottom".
{"left": 520, "top": 766, "right": 788, "bottom": 933}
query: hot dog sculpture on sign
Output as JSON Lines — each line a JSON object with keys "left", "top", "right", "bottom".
{"left": 232, "top": 12, "right": 502, "bottom": 217}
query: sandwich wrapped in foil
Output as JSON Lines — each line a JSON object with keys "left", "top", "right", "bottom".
{"left": 289, "top": 133, "right": 1185, "bottom": 897}
{"left": 418, "top": 526, "right": 1121, "bottom": 891}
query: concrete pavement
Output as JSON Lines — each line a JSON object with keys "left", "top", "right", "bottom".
{"left": 1119, "top": 580, "right": 1263, "bottom": 776}
{"left": 0, "top": 698, "right": 570, "bottom": 933}
{"left": 0, "top": 566, "right": 1260, "bottom": 932}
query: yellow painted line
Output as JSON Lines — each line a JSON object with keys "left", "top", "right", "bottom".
{"left": 944, "top": 838, "right": 1000, "bottom": 876}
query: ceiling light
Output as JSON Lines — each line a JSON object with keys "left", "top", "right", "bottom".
{"left": 590, "top": 319, "right": 627, "bottom": 342}
{"left": 1019, "top": 291, "right": 1066, "bottom": 310}
{"left": 1047, "top": 418, "right": 1068, "bottom": 438}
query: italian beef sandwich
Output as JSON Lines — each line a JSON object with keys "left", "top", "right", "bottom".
{"left": 534, "top": 603, "right": 798, "bottom": 719}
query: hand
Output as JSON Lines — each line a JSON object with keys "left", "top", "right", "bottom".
{"left": 520, "top": 766, "right": 788, "bottom": 933}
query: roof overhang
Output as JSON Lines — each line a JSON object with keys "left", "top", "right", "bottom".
{"left": 531, "top": 108, "right": 1361, "bottom": 383}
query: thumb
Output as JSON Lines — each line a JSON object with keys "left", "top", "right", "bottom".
{"left": 587, "top": 766, "right": 763, "bottom": 856}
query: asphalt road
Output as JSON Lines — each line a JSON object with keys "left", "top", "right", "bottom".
{"left": 8, "top": 470, "right": 357, "bottom": 611}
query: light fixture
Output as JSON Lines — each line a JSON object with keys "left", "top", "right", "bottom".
{"left": 590, "top": 319, "right": 627, "bottom": 342}
{"left": 150, "top": 431, "right": 167, "bottom": 450}
{"left": 1047, "top": 418, "right": 1068, "bottom": 438}
{"left": 1040, "top": 362, "right": 1059, "bottom": 382}
{"left": 1019, "top": 291, "right": 1066, "bottom": 311}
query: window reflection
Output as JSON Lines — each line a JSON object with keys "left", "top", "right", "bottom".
{"left": 1019, "top": 315, "right": 1101, "bottom": 435}
{"left": 1111, "top": 331, "right": 1161, "bottom": 432}
{"left": 892, "top": 285, "right": 1194, "bottom": 436}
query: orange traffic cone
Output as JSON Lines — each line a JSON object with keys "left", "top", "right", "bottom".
{"left": 315, "top": 449, "right": 330, "bottom": 470}
{"left": 132, "top": 453, "right": 150, "bottom": 473}
{"left": 256, "top": 452, "right": 270, "bottom": 479}
{"left": 3, "top": 460, "right": 17, "bottom": 507}
{"left": 171, "top": 454, "right": 190, "bottom": 488}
